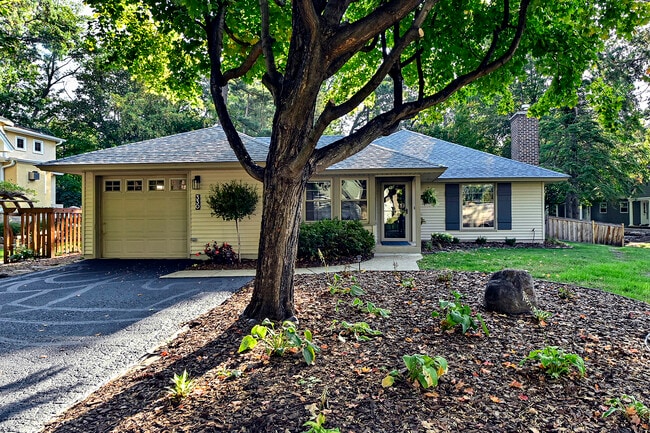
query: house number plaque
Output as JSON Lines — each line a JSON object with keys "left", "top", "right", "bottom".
{"left": 195, "top": 194, "right": 201, "bottom": 210}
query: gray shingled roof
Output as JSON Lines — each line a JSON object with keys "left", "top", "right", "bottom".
{"left": 373, "top": 130, "right": 568, "bottom": 180}
{"left": 41, "top": 126, "right": 269, "bottom": 166}
{"left": 41, "top": 126, "right": 567, "bottom": 181}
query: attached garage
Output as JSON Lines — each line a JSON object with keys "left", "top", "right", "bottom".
{"left": 101, "top": 175, "right": 188, "bottom": 258}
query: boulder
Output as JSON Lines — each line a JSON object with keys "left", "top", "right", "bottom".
{"left": 484, "top": 269, "right": 537, "bottom": 314}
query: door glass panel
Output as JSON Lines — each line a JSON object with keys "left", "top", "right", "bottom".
{"left": 383, "top": 184, "right": 407, "bottom": 239}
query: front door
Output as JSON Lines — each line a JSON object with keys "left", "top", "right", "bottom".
{"left": 382, "top": 183, "right": 409, "bottom": 241}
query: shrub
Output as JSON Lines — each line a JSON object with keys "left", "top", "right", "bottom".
{"left": 505, "top": 237, "right": 516, "bottom": 246}
{"left": 298, "top": 219, "right": 374, "bottom": 262}
{"left": 203, "top": 241, "right": 238, "bottom": 264}
{"left": 0, "top": 222, "right": 21, "bottom": 236}
{"left": 475, "top": 236, "right": 487, "bottom": 245}
{"left": 431, "top": 232, "right": 454, "bottom": 245}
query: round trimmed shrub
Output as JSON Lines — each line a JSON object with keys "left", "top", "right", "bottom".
{"left": 298, "top": 219, "right": 375, "bottom": 262}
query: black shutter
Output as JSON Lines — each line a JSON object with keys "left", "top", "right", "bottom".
{"left": 445, "top": 184, "right": 460, "bottom": 230}
{"left": 497, "top": 183, "right": 512, "bottom": 230}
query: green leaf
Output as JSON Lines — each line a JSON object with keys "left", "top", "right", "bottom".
{"left": 251, "top": 324, "right": 268, "bottom": 339}
{"left": 238, "top": 335, "right": 258, "bottom": 353}
{"left": 381, "top": 375, "right": 395, "bottom": 388}
{"left": 302, "top": 346, "right": 316, "bottom": 365}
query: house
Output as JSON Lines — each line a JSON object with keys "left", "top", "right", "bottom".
{"left": 0, "top": 116, "right": 64, "bottom": 207}
{"left": 589, "top": 184, "right": 650, "bottom": 227}
{"left": 38, "top": 114, "right": 568, "bottom": 260}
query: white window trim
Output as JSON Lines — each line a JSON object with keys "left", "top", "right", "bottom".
{"left": 461, "top": 183, "right": 496, "bottom": 230}
{"left": 15, "top": 136, "right": 26, "bottom": 151}
{"left": 599, "top": 202, "right": 607, "bottom": 214}
{"left": 620, "top": 201, "right": 629, "bottom": 214}
{"left": 340, "top": 178, "right": 368, "bottom": 222}
{"left": 33, "top": 139, "right": 44, "bottom": 154}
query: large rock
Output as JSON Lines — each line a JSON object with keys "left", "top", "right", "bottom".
{"left": 484, "top": 269, "right": 537, "bottom": 314}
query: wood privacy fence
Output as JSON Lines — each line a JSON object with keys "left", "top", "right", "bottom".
{"left": 546, "top": 216, "right": 625, "bottom": 247}
{"left": 3, "top": 208, "right": 82, "bottom": 263}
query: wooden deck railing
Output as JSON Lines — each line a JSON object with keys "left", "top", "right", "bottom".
{"left": 546, "top": 216, "right": 625, "bottom": 247}
{"left": 3, "top": 208, "right": 82, "bottom": 263}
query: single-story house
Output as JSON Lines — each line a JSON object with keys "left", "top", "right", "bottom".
{"left": 1, "top": 116, "right": 64, "bottom": 207}
{"left": 38, "top": 120, "right": 568, "bottom": 259}
{"left": 589, "top": 184, "right": 650, "bottom": 227}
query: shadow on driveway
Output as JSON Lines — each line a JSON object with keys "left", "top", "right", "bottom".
{"left": 0, "top": 259, "right": 251, "bottom": 433}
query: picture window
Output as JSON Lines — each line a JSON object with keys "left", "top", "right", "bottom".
{"left": 462, "top": 183, "right": 494, "bottom": 228}
{"left": 305, "top": 180, "right": 331, "bottom": 221}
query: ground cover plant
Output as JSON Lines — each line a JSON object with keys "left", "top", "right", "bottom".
{"left": 42, "top": 270, "right": 649, "bottom": 433}
{"left": 419, "top": 242, "right": 650, "bottom": 302}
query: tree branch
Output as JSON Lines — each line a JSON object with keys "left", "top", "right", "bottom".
{"left": 322, "top": 0, "right": 354, "bottom": 28}
{"left": 223, "top": 41, "right": 264, "bottom": 81}
{"left": 206, "top": 8, "right": 264, "bottom": 182}
{"left": 259, "top": 0, "right": 281, "bottom": 97}
{"left": 479, "top": 0, "right": 511, "bottom": 68}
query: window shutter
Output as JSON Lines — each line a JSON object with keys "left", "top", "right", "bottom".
{"left": 497, "top": 183, "right": 512, "bottom": 230}
{"left": 445, "top": 184, "right": 460, "bottom": 230}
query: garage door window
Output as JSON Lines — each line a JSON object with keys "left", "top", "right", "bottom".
{"left": 127, "top": 180, "right": 143, "bottom": 191}
{"left": 105, "top": 180, "right": 121, "bottom": 192}
{"left": 148, "top": 179, "right": 165, "bottom": 191}
{"left": 170, "top": 178, "right": 187, "bottom": 191}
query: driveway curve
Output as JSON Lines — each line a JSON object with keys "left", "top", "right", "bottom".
{"left": 0, "top": 259, "right": 251, "bottom": 433}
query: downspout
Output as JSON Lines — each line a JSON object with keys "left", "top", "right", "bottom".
{"left": 0, "top": 158, "right": 16, "bottom": 183}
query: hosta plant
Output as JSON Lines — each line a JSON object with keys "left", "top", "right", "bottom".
{"left": 302, "top": 412, "right": 341, "bottom": 433}
{"left": 431, "top": 291, "right": 489, "bottom": 336}
{"left": 351, "top": 297, "right": 390, "bottom": 318}
{"left": 328, "top": 274, "right": 365, "bottom": 296}
{"left": 238, "top": 319, "right": 320, "bottom": 365}
{"left": 603, "top": 395, "right": 650, "bottom": 427}
{"left": 520, "top": 346, "right": 585, "bottom": 379}
{"left": 382, "top": 354, "right": 448, "bottom": 390}
{"left": 336, "top": 320, "right": 382, "bottom": 342}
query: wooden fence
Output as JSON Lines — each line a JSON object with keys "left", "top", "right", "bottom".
{"left": 546, "top": 216, "right": 625, "bottom": 247}
{"left": 3, "top": 208, "right": 82, "bottom": 264}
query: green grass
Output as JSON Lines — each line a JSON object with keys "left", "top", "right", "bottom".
{"left": 418, "top": 242, "right": 650, "bottom": 304}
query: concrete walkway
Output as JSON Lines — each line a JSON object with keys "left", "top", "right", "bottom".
{"left": 162, "top": 253, "right": 423, "bottom": 278}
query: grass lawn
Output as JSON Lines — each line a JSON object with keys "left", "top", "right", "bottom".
{"left": 418, "top": 242, "right": 650, "bottom": 303}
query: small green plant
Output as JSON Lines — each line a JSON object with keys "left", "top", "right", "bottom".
{"left": 238, "top": 319, "right": 320, "bottom": 365}
{"left": 603, "top": 395, "right": 650, "bottom": 425}
{"left": 382, "top": 354, "right": 448, "bottom": 389}
{"left": 8, "top": 246, "right": 36, "bottom": 263}
{"left": 558, "top": 286, "right": 576, "bottom": 300}
{"left": 431, "top": 291, "right": 489, "bottom": 336}
{"left": 531, "top": 306, "right": 553, "bottom": 323}
{"left": 335, "top": 320, "right": 382, "bottom": 342}
{"left": 519, "top": 346, "right": 586, "bottom": 379}
{"left": 328, "top": 274, "right": 365, "bottom": 296}
{"left": 302, "top": 413, "right": 341, "bottom": 433}
{"left": 400, "top": 277, "right": 416, "bottom": 288}
{"left": 475, "top": 236, "right": 487, "bottom": 245}
{"left": 422, "top": 240, "right": 433, "bottom": 251}
{"left": 420, "top": 188, "right": 437, "bottom": 205}
{"left": 167, "top": 370, "right": 196, "bottom": 399}
{"left": 505, "top": 237, "right": 517, "bottom": 246}
{"left": 431, "top": 232, "right": 454, "bottom": 246}
{"left": 351, "top": 297, "right": 390, "bottom": 318}
{"left": 437, "top": 271, "right": 453, "bottom": 283}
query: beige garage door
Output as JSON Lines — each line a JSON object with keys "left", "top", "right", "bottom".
{"left": 101, "top": 176, "right": 188, "bottom": 258}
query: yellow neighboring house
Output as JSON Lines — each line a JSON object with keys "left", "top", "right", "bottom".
{"left": 0, "top": 116, "right": 64, "bottom": 207}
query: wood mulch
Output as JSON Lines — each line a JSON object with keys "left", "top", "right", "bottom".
{"left": 42, "top": 267, "right": 650, "bottom": 432}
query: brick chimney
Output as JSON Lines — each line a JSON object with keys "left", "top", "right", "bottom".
{"left": 510, "top": 104, "right": 539, "bottom": 166}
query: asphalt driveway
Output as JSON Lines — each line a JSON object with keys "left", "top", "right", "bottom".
{"left": 0, "top": 259, "right": 251, "bottom": 433}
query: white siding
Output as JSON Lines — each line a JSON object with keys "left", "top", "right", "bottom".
{"left": 420, "top": 181, "right": 546, "bottom": 243}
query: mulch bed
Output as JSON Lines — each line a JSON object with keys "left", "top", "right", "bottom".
{"left": 42, "top": 270, "right": 650, "bottom": 433}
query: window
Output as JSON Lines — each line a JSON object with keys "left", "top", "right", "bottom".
{"left": 620, "top": 201, "right": 629, "bottom": 214}
{"left": 599, "top": 202, "right": 608, "bottom": 213}
{"left": 170, "top": 178, "right": 187, "bottom": 191}
{"left": 462, "top": 184, "right": 494, "bottom": 228}
{"left": 15, "top": 136, "right": 26, "bottom": 150}
{"left": 341, "top": 179, "right": 367, "bottom": 221}
{"left": 105, "top": 180, "right": 121, "bottom": 192}
{"left": 305, "top": 181, "right": 331, "bottom": 221}
{"left": 33, "top": 140, "right": 43, "bottom": 154}
{"left": 148, "top": 179, "right": 165, "bottom": 191}
{"left": 126, "top": 180, "right": 143, "bottom": 191}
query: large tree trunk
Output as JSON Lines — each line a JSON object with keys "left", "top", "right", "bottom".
{"left": 242, "top": 167, "right": 309, "bottom": 321}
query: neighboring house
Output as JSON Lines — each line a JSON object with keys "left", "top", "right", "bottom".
{"left": 590, "top": 184, "right": 650, "bottom": 227}
{"left": 0, "top": 116, "right": 64, "bottom": 207}
{"left": 38, "top": 115, "right": 568, "bottom": 260}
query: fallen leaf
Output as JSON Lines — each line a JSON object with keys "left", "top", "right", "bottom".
{"left": 509, "top": 380, "right": 523, "bottom": 389}
{"left": 518, "top": 394, "right": 529, "bottom": 401}
{"left": 489, "top": 395, "right": 502, "bottom": 403}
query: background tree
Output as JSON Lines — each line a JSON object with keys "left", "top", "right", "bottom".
{"left": 206, "top": 180, "right": 260, "bottom": 264}
{"left": 86, "top": 0, "right": 649, "bottom": 321}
